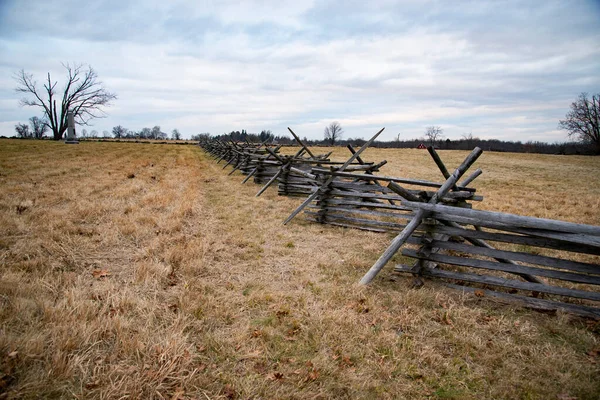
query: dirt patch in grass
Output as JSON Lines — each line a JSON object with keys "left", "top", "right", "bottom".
{"left": 0, "top": 140, "right": 599, "bottom": 399}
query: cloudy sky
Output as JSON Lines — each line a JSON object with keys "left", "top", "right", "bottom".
{"left": 1, "top": 0, "right": 599, "bottom": 141}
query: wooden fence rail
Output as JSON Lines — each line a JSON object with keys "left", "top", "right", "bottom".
{"left": 198, "top": 132, "right": 600, "bottom": 318}
{"left": 364, "top": 201, "right": 600, "bottom": 318}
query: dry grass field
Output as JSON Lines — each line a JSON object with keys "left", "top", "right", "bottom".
{"left": 1, "top": 139, "right": 599, "bottom": 399}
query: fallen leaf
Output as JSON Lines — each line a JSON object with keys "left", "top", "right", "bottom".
{"left": 85, "top": 380, "right": 100, "bottom": 390}
{"left": 268, "top": 372, "right": 284, "bottom": 381}
{"left": 308, "top": 369, "right": 320, "bottom": 381}
{"left": 474, "top": 289, "right": 485, "bottom": 298}
{"left": 251, "top": 329, "right": 263, "bottom": 338}
{"left": 92, "top": 269, "right": 111, "bottom": 279}
{"left": 276, "top": 309, "right": 290, "bottom": 318}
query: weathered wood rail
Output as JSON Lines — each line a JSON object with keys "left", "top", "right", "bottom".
{"left": 199, "top": 129, "right": 385, "bottom": 199}
{"left": 359, "top": 189, "right": 600, "bottom": 317}
{"left": 397, "top": 203, "right": 600, "bottom": 318}
{"left": 198, "top": 131, "right": 600, "bottom": 318}
{"left": 285, "top": 144, "right": 483, "bottom": 235}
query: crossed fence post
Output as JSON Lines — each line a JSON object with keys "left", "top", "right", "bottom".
{"left": 283, "top": 127, "right": 385, "bottom": 225}
{"left": 359, "top": 147, "right": 483, "bottom": 284}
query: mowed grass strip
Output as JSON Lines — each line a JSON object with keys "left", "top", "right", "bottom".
{"left": 0, "top": 140, "right": 598, "bottom": 399}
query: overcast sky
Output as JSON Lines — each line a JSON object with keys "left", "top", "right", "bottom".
{"left": 1, "top": 0, "right": 599, "bottom": 141}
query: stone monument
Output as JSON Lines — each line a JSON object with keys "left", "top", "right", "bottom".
{"left": 65, "top": 110, "right": 79, "bottom": 144}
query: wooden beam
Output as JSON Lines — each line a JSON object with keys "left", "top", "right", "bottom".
{"left": 359, "top": 147, "right": 483, "bottom": 284}
{"left": 402, "top": 201, "right": 600, "bottom": 237}
{"left": 283, "top": 127, "right": 385, "bottom": 225}
{"left": 402, "top": 249, "right": 600, "bottom": 285}
{"left": 287, "top": 127, "right": 316, "bottom": 159}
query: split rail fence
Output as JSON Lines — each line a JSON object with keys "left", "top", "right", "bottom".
{"left": 198, "top": 128, "right": 600, "bottom": 318}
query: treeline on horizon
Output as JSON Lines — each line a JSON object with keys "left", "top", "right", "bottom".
{"left": 196, "top": 130, "right": 595, "bottom": 155}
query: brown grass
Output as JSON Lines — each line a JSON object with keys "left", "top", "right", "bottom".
{"left": 1, "top": 140, "right": 599, "bottom": 399}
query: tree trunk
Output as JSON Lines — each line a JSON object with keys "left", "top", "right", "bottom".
{"left": 52, "top": 127, "right": 66, "bottom": 140}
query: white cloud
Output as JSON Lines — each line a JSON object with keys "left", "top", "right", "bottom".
{"left": 0, "top": 0, "right": 599, "bottom": 141}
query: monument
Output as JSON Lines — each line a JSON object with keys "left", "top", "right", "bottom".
{"left": 65, "top": 110, "right": 79, "bottom": 144}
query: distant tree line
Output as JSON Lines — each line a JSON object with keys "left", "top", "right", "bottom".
{"left": 200, "top": 125, "right": 596, "bottom": 155}
{"left": 14, "top": 116, "right": 48, "bottom": 139}
{"left": 107, "top": 125, "right": 183, "bottom": 140}
{"left": 211, "top": 129, "right": 285, "bottom": 144}
{"left": 356, "top": 137, "right": 593, "bottom": 155}
{"left": 301, "top": 136, "right": 593, "bottom": 155}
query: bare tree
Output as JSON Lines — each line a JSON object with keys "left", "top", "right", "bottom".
{"left": 112, "top": 125, "right": 127, "bottom": 138}
{"left": 90, "top": 130, "right": 98, "bottom": 138}
{"left": 138, "top": 127, "right": 151, "bottom": 139}
{"left": 151, "top": 126, "right": 166, "bottom": 140}
{"left": 461, "top": 131, "right": 479, "bottom": 149}
{"left": 14, "top": 63, "right": 117, "bottom": 140}
{"left": 29, "top": 116, "right": 48, "bottom": 139}
{"left": 425, "top": 126, "right": 444, "bottom": 147}
{"left": 259, "top": 130, "right": 274, "bottom": 142}
{"left": 171, "top": 129, "right": 181, "bottom": 140}
{"left": 559, "top": 92, "right": 600, "bottom": 154}
{"left": 15, "top": 123, "right": 30, "bottom": 138}
{"left": 324, "top": 121, "right": 343, "bottom": 145}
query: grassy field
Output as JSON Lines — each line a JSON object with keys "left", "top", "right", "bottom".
{"left": 1, "top": 139, "right": 599, "bottom": 399}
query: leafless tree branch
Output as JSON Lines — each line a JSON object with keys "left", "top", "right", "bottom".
{"left": 324, "top": 121, "right": 343, "bottom": 146}
{"left": 425, "top": 126, "right": 444, "bottom": 147}
{"left": 14, "top": 63, "right": 117, "bottom": 140}
{"left": 559, "top": 92, "right": 600, "bottom": 154}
